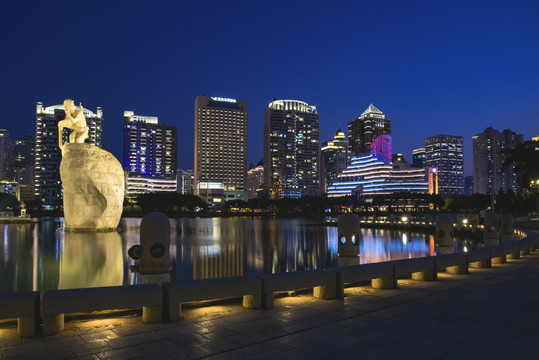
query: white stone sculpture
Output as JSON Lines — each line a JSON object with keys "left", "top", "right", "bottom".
{"left": 58, "top": 99, "right": 89, "bottom": 149}
{"left": 59, "top": 99, "right": 124, "bottom": 231}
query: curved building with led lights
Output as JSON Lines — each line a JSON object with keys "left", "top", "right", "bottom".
{"left": 327, "top": 135, "right": 428, "bottom": 198}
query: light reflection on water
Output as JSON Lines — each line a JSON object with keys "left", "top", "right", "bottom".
{"left": 1, "top": 217, "right": 449, "bottom": 293}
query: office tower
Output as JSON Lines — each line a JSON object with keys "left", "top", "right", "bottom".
{"left": 35, "top": 102, "right": 103, "bottom": 207}
{"left": 246, "top": 165, "right": 264, "bottom": 199}
{"left": 412, "top": 148, "right": 426, "bottom": 168}
{"left": 321, "top": 129, "right": 349, "bottom": 193}
{"left": 264, "top": 99, "right": 320, "bottom": 199}
{"left": 348, "top": 104, "right": 391, "bottom": 156}
{"left": 123, "top": 111, "right": 177, "bottom": 178}
{"left": 194, "top": 96, "right": 248, "bottom": 203}
{"left": 424, "top": 135, "right": 464, "bottom": 196}
{"left": 472, "top": 127, "right": 523, "bottom": 195}
{"left": 177, "top": 169, "right": 195, "bottom": 195}
{"left": 13, "top": 135, "right": 35, "bottom": 185}
{"left": 464, "top": 175, "right": 474, "bottom": 196}
{"left": 327, "top": 135, "right": 428, "bottom": 197}
{"left": 0, "top": 129, "right": 12, "bottom": 181}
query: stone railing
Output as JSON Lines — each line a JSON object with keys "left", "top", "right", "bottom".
{"left": 1, "top": 228, "right": 538, "bottom": 338}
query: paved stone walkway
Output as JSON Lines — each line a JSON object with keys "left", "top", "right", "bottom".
{"left": 3, "top": 235, "right": 539, "bottom": 359}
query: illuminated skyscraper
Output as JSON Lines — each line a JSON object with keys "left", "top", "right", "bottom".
{"left": 472, "top": 127, "right": 523, "bottom": 195}
{"left": 412, "top": 148, "right": 426, "bottom": 168}
{"left": 194, "top": 96, "right": 248, "bottom": 203}
{"left": 123, "top": 111, "right": 177, "bottom": 180}
{"left": 425, "top": 134, "right": 464, "bottom": 196}
{"left": 321, "top": 129, "right": 349, "bottom": 193}
{"left": 0, "top": 129, "right": 12, "bottom": 181}
{"left": 348, "top": 104, "right": 391, "bottom": 156}
{"left": 264, "top": 99, "right": 320, "bottom": 199}
{"left": 246, "top": 165, "right": 264, "bottom": 199}
{"left": 13, "top": 135, "right": 35, "bottom": 185}
{"left": 35, "top": 102, "right": 103, "bottom": 207}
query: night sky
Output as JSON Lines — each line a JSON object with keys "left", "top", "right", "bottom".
{"left": 1, "top": 1, "right": 538, "bottom": 176}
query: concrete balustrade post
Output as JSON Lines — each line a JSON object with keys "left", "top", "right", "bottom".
{"left": 446, "top": 264, "right": 468, "bottom": 274}
{"left": 42, "top": 314, "right": 64, "bottom": 336}
{"left": 372, "top": 277, "right": 395, "bottom": 289}
{"left": 142, "top": 305, "right": 162, "bottom": 323}
{"left": 469, "top": 259, "right": 491, "bottom": 268}
{"left": 491, "top": 255, "right": 507, "bottom": 264}
{"left": 313, "top": 284, "right": 336, "bottom": 299}
{"left": 243, "top": 294, "right": 262, "bottom": 308}
{"left": 411, "top": 270, "right": 435, "bottom": 281}
{"left": 17, "top": 317, "right": 37, "bottom": 338}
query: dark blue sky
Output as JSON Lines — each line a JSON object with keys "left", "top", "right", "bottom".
{"left": 1, "top": 1, "right": 538, "bottom": 176}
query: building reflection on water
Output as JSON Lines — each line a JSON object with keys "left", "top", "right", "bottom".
{"left": 1, "top": 217, "right": 449, "bottom": 293}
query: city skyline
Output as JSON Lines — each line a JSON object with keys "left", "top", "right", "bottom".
{"left": 1, "top": 1, "right": 538, "bottom": 177}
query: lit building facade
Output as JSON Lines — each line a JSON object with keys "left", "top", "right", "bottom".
{"left": 263, "top": 99, "right": 320, "bottom": 199}
{"left": 35, "top": 102, "right": 103, "bottom": 206}
{"left": 124, "top": 171, "right": 177, "bottom": 194}
{"left": 327, "top": 135, "right": 428, "bottom": 197}
{"left": 177, "top": 169, "right": 195, "bottom": 195}
{"left": 13, "top": 135, "right": 35, "bottom": 185}
{"left": 327, "top": 155, "right": 428, "bottom": 197}
{"left": 321, "top": 129, "right": 349, "bottom": 193}
{"left": 123, "top": 111, "right": 177, "bottom": 180}
{"left": 424, "top": 134, "right": 464, "bottom": 196}
{"left": 194, "top": 96, "right": 248, "bottom": 203}
{"left": 348, "top": 104, "right": 391, "bottom": 156}
{"left": 246, "top": 165, "right": 264, "bottom": 199}
{"left": 412, "top": 148, "right": 426, "bottom": 168}
{"left": 0, "top": 129, "right": 12, "bottom": 181}
{"left": 472, "top": 127, "right": 523, "bottom": 195}
{"left": 464, "top": 175, "right": 474, "bottom": 196}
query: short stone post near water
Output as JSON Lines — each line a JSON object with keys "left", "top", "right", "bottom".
{"left": 338, "top": 213, "right": 361, "bottom": 257}
{"left": 435, "top": 213, "right": 454, "bottom": 248}
{"left": 500, "top": 213, "right": 515, "bottom": 243}
{"left": 128, "top": 212, "right": 172, "bottom": 323}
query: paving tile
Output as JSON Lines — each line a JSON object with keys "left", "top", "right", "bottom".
{"left": 69, "top": 341, "right": 114, "bottom": 357}
{"left": 80, "top": 330, "right": 119, "bottom": 344}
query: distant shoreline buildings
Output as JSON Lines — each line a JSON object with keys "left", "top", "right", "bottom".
{"left": 0, "top": 99, "right": 535, "bottom": 209}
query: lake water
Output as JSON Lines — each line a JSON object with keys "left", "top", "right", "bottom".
{"left": 0, "top": 217, "right": 456, "bottom": 294}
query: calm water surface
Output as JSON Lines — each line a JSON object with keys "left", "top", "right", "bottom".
{"left": 0, "top": 217, "right": 449, "bottom": 294}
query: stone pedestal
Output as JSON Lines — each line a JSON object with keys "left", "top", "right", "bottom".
{"left": 446, "top": 265, "right": 467, "bottom": 275}
{"left": 60, "top": 143, "right": 124, "bottom": 231}
{"left": 469, "top": 259, "right": 491, "bottom": 269}
{"left": 242, "top": 294, "right": 262, "bottom": 309}
{"left": 372, "top": 277, "right": 394, "bottom": 289}
{"left": 42, "top": 314, "right": 64, "bottom": 336}
{"left": 412, "top": 270, "right": 435, "bottom": 281}
{"left": 314, "top": 284, "right": 336, "bottom": 299}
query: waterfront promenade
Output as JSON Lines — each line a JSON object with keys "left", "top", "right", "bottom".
{"left": 2, "top": 230, "right": 539, "bottom": 359}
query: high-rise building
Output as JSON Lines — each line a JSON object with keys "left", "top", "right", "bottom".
{"left": 321, "top": 129, "right": 349, "bottom": 193}
{"left": 246, "top": 165, "right": 264, "bottom": 199}
{"left": 35, "top": 102, "right": 103, "bottom": 206}
{"left": 13, "top": 135, "right": 35, "bottom": 185}
{"left": 0, "top": 129, "right": 12, "bottom": 181}
{"left": 412, "top": 148, "right": 426, "bottom": 168}
{"left": 327, "top": 135, "right": 428, "bottom": 198}
{"left": 424, "top": 135, "right": 464, "bottom": 196}
{"left": 194, "top": 96, "right": 248, "bottom": 203}
{"left": 263, "top": 99, "right": 320, "bottom": 199}
{"left": 464, "top": 175, "right": 474, "bottom": 196}
{"left": 472, "top": 127, "right": 523, "bottom": 195}
{"left": 177, "top": 169, "right": 195, "bottom": 195}
{"left": 123, "top": 111, "right": 177, "bottom": 179}
{"left": 348, "top": 104, "right": 391, "bottom": 156}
